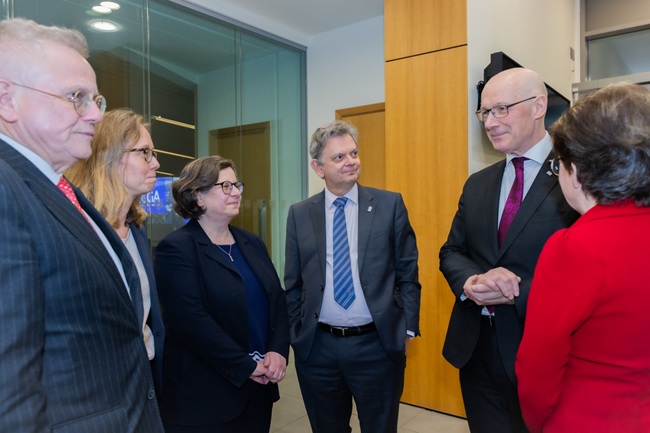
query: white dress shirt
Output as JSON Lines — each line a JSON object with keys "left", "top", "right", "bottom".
{"left": 319, "top": 183, "right": 373, "bottom": 327}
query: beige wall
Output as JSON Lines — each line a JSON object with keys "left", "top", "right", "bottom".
{"left": 585, "top": 0, "right": 650, "bottom": 31}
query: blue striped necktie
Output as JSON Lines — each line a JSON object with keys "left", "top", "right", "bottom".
{"left": 333, "top": 197, "right": 355, "bottom": 309}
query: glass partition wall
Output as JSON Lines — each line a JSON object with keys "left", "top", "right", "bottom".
{"left": 6, "top": 0, "right": 307, "bottom": 273}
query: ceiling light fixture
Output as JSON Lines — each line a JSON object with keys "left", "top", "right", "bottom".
{"left": 100, "top": 1, "right": 121, "bottom": 10}
{"left": 90, "top": 20, "right": 119, "bottom": 32}
{"left": 92, "top": 5, "right": 112, "bottom": 14}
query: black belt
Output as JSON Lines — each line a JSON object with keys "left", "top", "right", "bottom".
{"left": 318, "top": 322, "right": 376, "bottom": 337}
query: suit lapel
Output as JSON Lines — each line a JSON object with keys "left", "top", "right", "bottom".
{"left": 0, "top": 142, "right": 138, "bottom": 322}
{"left": 308, "top": 192, "right": 327, "bottom": 281}
{"left": 232, "top": 228, "right": 274, "bottom": 295}
{"left": 83, "top": 197, "right": 144, "bottom": 329}
{"left": 75, "top": 183, "right": 144, "bottom": 326}
{"left": 484, "top": 160, "right": 506, "bottom": 257}
{"left": 357, "top": 185, "right": 375, "bottom": 273}
{"left": 187, "top": 219, "right": 238, "bottom": 272}
{"left": 498, "top": 152, "right": 559, "bottom": 254}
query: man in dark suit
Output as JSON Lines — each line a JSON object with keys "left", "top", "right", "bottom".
{"left": 439, "top": 68, "right": 580, "bottom": 433}
{"left": 0, "top": 18, "right": 163, "bottom": 432}
{"left": 285, "top": 120, "right": 421, "bottom": 433}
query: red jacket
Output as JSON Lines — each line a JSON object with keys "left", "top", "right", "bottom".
{"left": 517, "top": 201, "right": 650, "bottom": 433}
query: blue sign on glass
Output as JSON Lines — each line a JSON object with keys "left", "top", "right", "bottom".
{"left": 140, "top": 177, "right": 170, "bottom": 215}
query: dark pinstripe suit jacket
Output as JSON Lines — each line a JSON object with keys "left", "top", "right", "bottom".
{"left": 0, "top": 140, "right": 163, "bottom": 433}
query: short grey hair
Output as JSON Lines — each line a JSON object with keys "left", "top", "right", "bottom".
{"left": 0, "top": 18, "right": 88, "bottom": 79}
{"left": 309, "top": 120, "right": 359, "bottom": 163}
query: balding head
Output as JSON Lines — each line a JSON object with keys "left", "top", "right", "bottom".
{"left": 485, "top": 68, "right": 547, "bottom": 102}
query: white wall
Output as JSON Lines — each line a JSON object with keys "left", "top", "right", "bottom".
{"left": 467, "top": 0, "right": 580, "bottom": 174}
{"left": 173, "top": 0, "right": 385, "bottom": 197}
{"left": 305, "top": 16, "right": 385, "bottom": 196}
{"left": 176, "top": 0, "right": 580, "bottom": 184}
{"left": 177, "top": 0, "right": 310, "bottom": 46}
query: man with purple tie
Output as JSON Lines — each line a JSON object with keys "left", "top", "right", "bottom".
{"left": 439, "top": 68, "right": 579, "bottom": 433}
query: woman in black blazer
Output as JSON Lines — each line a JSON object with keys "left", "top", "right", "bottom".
{"left": 155, "top": 156, "right": 289, "bottom": 433}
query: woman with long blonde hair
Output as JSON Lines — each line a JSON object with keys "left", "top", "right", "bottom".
{"left": 66, "top": 107, "right": 165, "bottom": 396}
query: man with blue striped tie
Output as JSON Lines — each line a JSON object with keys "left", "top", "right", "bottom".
{"left": 285, "top": 120, "right": 421, "bottom": 433}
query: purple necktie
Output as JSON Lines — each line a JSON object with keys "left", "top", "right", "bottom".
{"left": 488, "top": 157, "right": 526, "bottom": 315}
{"left": 498, "top": 157, "right": 527, "bottom": 246}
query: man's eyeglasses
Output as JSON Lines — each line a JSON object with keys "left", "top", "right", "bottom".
{"left": 8, "top": 81, "right": 106, "bottom": 116}
{"left": 214, "top": 181, "right": 245, "bottom": 195}
{"left": 124, "top": 148, "right": 158, "bottom": 163}
{"left": 548, "top": 158, "right": 562, "bottom": 176}
{"left": 476, "top": 96, "right": 536, "bottom": 122}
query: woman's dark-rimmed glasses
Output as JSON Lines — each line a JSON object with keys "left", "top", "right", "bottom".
{"left": 214, "top": 181, "right": 245, "bottom": 195}
{"left": 123, "top": 148, "right": 158, "bottom": 163}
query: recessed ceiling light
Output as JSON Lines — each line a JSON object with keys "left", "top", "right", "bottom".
{"left": 92, "top": 5, "right": 112, "bottom": 14}
{"left": 90, "top": 20, "right": 119, "bottom": 32}
{"left": 100, "top": 1, "right": 121, "bottom": 10}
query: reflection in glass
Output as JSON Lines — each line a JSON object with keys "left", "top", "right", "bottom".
{"left": 9, "top": 0, "right": 306, "bottom": 272}
{"left": 588, "top": 28, "right": 650, "bottom": 80}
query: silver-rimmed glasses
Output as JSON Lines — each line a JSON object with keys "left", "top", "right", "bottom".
{"left": 476, "top": 96, "right": 536, "bottom": 122}
{"left": 214, "top": 181, "right": 245, "bottom": 195}
{"left": 124, "top": 148, "right": 158, "bottom": 163}
{"left": 8, "top": 81, "right": 106, "bottom": 116}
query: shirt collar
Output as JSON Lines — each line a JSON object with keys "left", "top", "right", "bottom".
{"left": 0, "top": 132, "right": 61, "bottom": 184}
{"left": 325, "top": 183, "right": 358, "bottom": 209}
{"left": 506, "top": 131, "right": 552, "bottom": 166}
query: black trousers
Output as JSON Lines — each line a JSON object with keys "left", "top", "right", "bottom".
{"left": 459, "top": 316, "right": 529, "bottom": 433}
{"left": 162, "top": 382, "right": 273, "bottom": 433}
{"left": 295, "top": 327, "right": 406, "bottom": 433}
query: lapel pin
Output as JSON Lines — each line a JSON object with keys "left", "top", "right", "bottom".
{"left": 367, "top": 206, "right": 373, "bottom": 212}
{"left": 546, "top": 170, "right": 552, "bottom": 176}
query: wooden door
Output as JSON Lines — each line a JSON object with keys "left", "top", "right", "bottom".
{"left": 209, "top": 122, "right": 272, "bottom": 253}
{"left": 336, "top": 103, "right": 385, "bottom": 190}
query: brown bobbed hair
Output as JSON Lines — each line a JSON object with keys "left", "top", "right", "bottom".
{"left": 172, "top": 156, "right": 236, "bottom": 219}
{"left": 550, "top": 82, "right": 650, "bottom": 207}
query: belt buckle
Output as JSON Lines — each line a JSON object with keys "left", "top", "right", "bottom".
{"left": 332, "top": 326, "right": 345, "bottom": 336}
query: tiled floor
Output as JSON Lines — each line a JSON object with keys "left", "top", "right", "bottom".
{"left": 271, "top": 351, "right": 470, "bottom": 433}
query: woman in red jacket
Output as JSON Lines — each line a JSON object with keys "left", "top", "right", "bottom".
{"left": 516, "top": 83, "right": 650, "bottom": 433}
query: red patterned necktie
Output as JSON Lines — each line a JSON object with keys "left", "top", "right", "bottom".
{"left": 57, "top": 176, "right": 86, "bottom": 216}
{"left": 498, "top": 157, "right": 527, "bottom": 246}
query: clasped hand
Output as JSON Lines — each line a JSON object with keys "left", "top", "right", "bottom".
{"left": 463, "top": 267, "right": 521, "bottom": 306}
{"left": 249, "top": 351, "right": 287, "bottom": 385}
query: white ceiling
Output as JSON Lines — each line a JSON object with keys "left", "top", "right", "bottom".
{"left": 213, "top": 0, "right": 384, "bottom": 35}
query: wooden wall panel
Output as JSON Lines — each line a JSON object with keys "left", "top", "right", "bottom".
{"left": 385, "top": 0, "right": 467, "bottom": 61}
{"left": 385, "top": 46, "right": 468, "bottom": 417}
{"left": 336, "top": 103, "right": 386, "bottom": 190}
